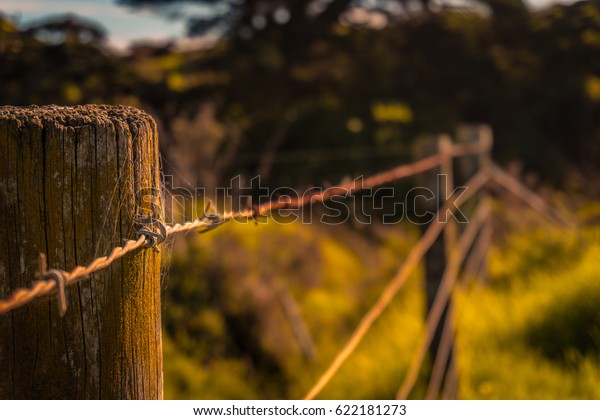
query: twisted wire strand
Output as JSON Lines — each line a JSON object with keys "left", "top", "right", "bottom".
{"left": 0, "top": 236, "right": 147, "bottom": 316}
{"left": 0, "top": 142, "right": 491, "bottom": 316}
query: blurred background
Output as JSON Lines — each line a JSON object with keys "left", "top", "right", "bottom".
{"left": 1, "top": 0, "right": 599, "bottom": 399}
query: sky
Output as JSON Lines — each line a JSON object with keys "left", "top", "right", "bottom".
{"left": 0, "top": 0, "right": 578, "bottom": 50}
{"left": 0, "top": 0, "right": 212, "bottom": 49}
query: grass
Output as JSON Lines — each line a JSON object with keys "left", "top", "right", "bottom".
{"left": 162, "top": 207, "right": 600, "bottom": 399}
{"left": 455, "top": 227, "right": 600, "bottom": 399}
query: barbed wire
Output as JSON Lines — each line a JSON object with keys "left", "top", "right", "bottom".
{"left": 0, "top": 140, "right": 491, "bottom": 317}
{"left": 0, "top": 236, "right": 148, "bottom": 317}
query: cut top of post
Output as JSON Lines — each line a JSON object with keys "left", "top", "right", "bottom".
{"left": 0, "top": 104, "right": 156, "bottom": 129}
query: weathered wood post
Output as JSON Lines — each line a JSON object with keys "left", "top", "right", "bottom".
{"left": 411, "top": 134, "right": 455, "bottom": 397}
{"left": 455, "top": 124, "right": 493, "bottom": 285}
{"left": 0, "top": 105, "right": 163, "bottom": 399}
{"left": 436, "top": 124, "right": 493, "bottom": 399}
{"left": 438, "top": 136, "right": 457, "bottom": 257}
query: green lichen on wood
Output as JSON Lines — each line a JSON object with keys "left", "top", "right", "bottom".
{"left": 0, "top": 105, "right": 163, "bottom": 399}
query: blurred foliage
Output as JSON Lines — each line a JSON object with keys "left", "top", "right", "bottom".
{"left": 0, "top": 15, "right": 128, "bottom": 106}
{"left": 457, "top": 226, "right": 600, "bottom": 399}
{"left": 162, "top": 204, "right": 600, "bottom": 399}
{"left": 163, "top": 218, "right": 422, "bottom": 398}
{"left": 1, "top": 1, "right": 599, "bottom": 187}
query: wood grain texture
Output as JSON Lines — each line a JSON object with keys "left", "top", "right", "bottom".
{"left": 411, "top": 134, "right": 453, "bottom": 399}
{"left": 0, "top": 105, "right": 163, "bottom": 399}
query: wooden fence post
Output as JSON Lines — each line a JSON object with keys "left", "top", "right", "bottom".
{"left": 434, "top": 124, "right": 493, "bottom": 399}
{"left": 0, "top": 105, "right": 163, "bottom": 399}
{"left": 411, "top": 134, "right": 455, "bottom": 397}
{"left": 438, "top": 135, "right": 457, "bottom": 256}
{"left": 456, "top": 125, "right": 493, "bottom": 196}
{"left": 456, "top": 124, "right": 493, "bottom": 285}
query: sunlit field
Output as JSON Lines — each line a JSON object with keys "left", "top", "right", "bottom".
{"left": 162, "top": 201, "right": 600, "bottom": 399}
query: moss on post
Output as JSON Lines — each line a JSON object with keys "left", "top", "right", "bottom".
{"left": 0, "top": 105, "right": 163, "bottom": 399}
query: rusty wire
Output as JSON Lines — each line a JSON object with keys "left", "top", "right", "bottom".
{"left": 0, "top": 236, "right": 148, "bottom": 317}
{"left": 0, "top": 142, "right": 491, "bottom": 317}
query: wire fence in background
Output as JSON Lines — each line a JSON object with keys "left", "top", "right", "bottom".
{"left": 0, "top": 136, "right": 572, "bottom": 401}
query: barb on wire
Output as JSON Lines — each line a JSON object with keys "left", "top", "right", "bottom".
{"left": 0, "top": 142, "right": 491, "bottom": 317}
{"left": 35, "top": 253, "right": 70, "bottom": 317}
{"left": 303, "top": 170, "right": 490, "bottom": 400}
{"left": 197, "top": 200, "right": 228, "bottom": 233}
{"left": 0, "top": 236, "right": 148, "bottom": 316}
{"left": 395, "top": 199, "right": 492, "bottom": 400}
{"left": 43, "top": 269, "right": 69, "bottom": 317}
{"left": 135, "top": 213, "right": 167, "bottom": 252}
